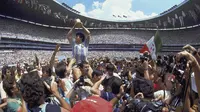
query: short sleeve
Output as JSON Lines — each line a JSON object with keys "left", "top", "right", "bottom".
{"left": 7, "top": 101, "right": 21, "bottom": 112}
{"left": 71, "top": 38, "right": 75, "bottom": 47}
{"left": 46, "top": 104, "right": 61, "bottom": 112}
{"left": 0, "top": 82, "right": 7, "bottom": 99}
{"left": 84, "top": 37, "right": 90, "bottom": 47}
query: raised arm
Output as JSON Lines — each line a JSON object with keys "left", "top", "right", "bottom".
{"left": 49, "top": 44, "right": 60, "bottom": 75}
{"left": 44, "top": 78, "right": 71, "bottom": 111}
{"left": 67, "top": 24, "right": 76, "bottom": 44}
{"left": 91, "top": 74, "right": 106, "bottom": 95}
{"left": 143, "top": 60, "right": 150, "bottom": 80}
{"left": 176, "top": 51, "right": 200, "bottom": 97}
{"left": 80, "top": 22, "right": 91, "bottom": 42}
{"left": 110, "top": 85, "right": 124, "bottom": 107}
{"left": 66, "top": 58, "right": 76, "bottom": 76}
{"left": 183, "top": 44, "right": 200, "bottom": 64}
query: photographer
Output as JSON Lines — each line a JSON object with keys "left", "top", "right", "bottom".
{"left": 123, "top": 92, "right": 169, "bottom": 112}
{"left": 175, "top": 50, "right": 200, "bottom": 110}
{"left": 130, "top": 59, "right": 154, "bottom": 99}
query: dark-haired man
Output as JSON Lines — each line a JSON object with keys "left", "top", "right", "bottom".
{"left": 67, "top": 20, "right": 91, "bottom": 64}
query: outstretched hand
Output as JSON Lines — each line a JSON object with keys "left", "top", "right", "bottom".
{"left": 43, "top": 76, "right": 59, "bottom": 96}
{"left": 182, "top": 44, "right": 196, "bottom": 54}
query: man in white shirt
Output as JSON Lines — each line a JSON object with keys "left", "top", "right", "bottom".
{"left": 67, "top": 19, "right": 91, "bottom": 64}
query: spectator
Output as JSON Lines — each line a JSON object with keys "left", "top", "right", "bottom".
{"left": 3, "top": 75, "right": 26, "bottom": 112}
{"left": 20, "top": 70, "right": 71, "bottom": 112}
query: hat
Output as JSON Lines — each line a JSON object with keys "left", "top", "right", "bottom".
{"left": 71, "top": 96, "right": 113, "bottom": 112}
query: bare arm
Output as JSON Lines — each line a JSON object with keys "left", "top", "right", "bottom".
{"left": 0, "top": 98, "right": 7, "bottom": 108}
{"left": 177, "top": 51, "right": 200, "bottom": 96}
{"left": 49, "top": 44, "right": 60, "bottom": 73}
{"left": 183, "top": 44, "right": 200, "bottom": 64}
{"left": 35, "top": 54, "right": 40, "bottom": 68}
{"left": 87, "top": 66, "right": 93, "bottom": 80}
{"left": 44, "top": 78, "right": 71, "bottom": 111}
{"left": 194, "top": 52, "right": 200, "bottom": 65}
{"left": 110, "top": 85, "right": 124, "bottom": 107}
{"left": 91, "top": 75, "right": 106, "bottom": 95}
{"left": 143, "top": 60, "right": 150, "bottom": 80}
{"left": 53, "top": 91, "right": 71, "bottom": 111}
{"left": 66, "top": 58, "right": 76, "bottom": 76}
{"left": 17, "top": 99, "right": 27, "bottom": 112}
{"left": 72, "top": 67, "right": 81, "bottom": 81}
{"left": 67, "top": 25, "right": 76, "bottom": 44}
{"left": 80, "top": 23, "right": 91, "bottom": 42}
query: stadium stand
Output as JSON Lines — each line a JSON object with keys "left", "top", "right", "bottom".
{"left": 1, "top": 17, "right": 200, "bottom": 45}
{"left": 1, "top": 1, "right": 200, "bottom": 112}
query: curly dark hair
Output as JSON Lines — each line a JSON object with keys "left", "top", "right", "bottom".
{"left": 42, "top": 64, "right": 52, "bottom": 76}
{"left": 3, "top": 75, "right": 16, "bottom": 97}
{"left": 76, "top": 32, "right": 85, "bottom": 42}
{"left": 1, "top": 65, "right": 15, "bottom": 80}
{"left": 55, "top": 61, "right": 67, "bottom": 78}
{"left": 20, "top": 71, "right": 44, "bottom": 108}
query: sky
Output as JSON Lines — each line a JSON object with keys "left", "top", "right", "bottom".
{"left": 56, "top": 0, "right": 185, "bottom": 21}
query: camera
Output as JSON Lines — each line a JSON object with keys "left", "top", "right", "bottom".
{"left": 140, "top": 55, "right": 148, "bottom": 63}
{"left": 172, "top": 56, "right": 188, "bottom": 84}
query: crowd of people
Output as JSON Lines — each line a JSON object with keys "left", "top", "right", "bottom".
{"left": 1, "top": 18, "right": 200, "bottom": 112}
{"left": 0, "top": 50, "right": 140, "bottom": 67}
{"left": 0, "top": 43, "right": 200, "bottom": 112}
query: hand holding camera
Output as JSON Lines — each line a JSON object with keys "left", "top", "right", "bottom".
{"left": 182, "top": 44, "right": 197, "bottom": 54}
{"left": 176, "top": 51, "right": 196, "bottom": 68}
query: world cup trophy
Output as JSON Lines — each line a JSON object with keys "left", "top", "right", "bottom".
{"left": 75, "top": 18, "right": 82, "bottom": 28}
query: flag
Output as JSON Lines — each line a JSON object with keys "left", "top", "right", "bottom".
{"left": 140, "top": 30, "right": 162, "bottom": 60}
{"left": 123, "top": 15, "right": 127, "bottom": 18}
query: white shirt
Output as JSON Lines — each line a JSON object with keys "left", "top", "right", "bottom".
{"left": 154, "top": 90, "right": 171, "bottom": 101}
{"left": 0, "top": 81, "right": 7, "bottom": 99}
{"left": 62, "top": 78, "right": 73, "bottom": 94}
{"left": 191, "top": 72, "right": 198, "bottom": 93}
{"left": 72, "top": 38, "right": 89, "bottom": 64}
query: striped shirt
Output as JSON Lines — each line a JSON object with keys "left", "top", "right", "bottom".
{"left": 72, "top": 38, "right": 89, "bottom": 64}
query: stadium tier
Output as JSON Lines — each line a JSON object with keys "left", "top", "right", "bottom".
{"left": 0, "top": 0, "right": 200, "bottom": 29}
{"left": 0, "top": 0, "right": 200, "bottom": 65}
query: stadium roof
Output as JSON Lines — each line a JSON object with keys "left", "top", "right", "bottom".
{"left": 0, "top": 0, "right": 200, "bottom": 29}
